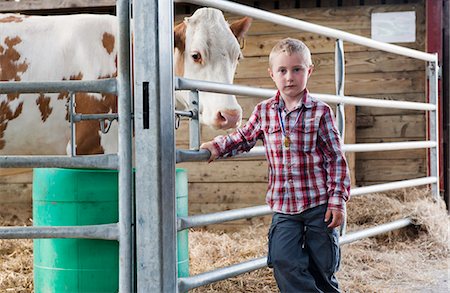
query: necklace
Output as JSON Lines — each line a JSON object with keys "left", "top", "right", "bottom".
{"left": 278, "top": 107, "right": 301, "bottom": 149}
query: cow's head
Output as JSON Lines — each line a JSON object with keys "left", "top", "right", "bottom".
{"left": 174, "top": 8, "right": 252, "bottom": 130}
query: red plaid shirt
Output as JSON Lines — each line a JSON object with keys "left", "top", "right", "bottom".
{"left": 212, "top": 90, "right": 350, "bottom": 214}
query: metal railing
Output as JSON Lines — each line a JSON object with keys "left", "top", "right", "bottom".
{"left": 0, "top": 1, "right": 134, "bottom": 292}
{"left": 172, "top": 0, "right": 439, "bottom": 292}
{"left": 0, "top": 0, "right": 439, "bottom": 292}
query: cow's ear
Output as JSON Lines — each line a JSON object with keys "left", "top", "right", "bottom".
{"left": 174, "top": 21, "right": 186, "bottom": 52}
{"left": 229, "top": 16, "right": 252, "bottom": 40}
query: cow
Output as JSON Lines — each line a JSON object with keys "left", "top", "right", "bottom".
{"left": 0, "top": 8, "right": 252, "bottom": 155}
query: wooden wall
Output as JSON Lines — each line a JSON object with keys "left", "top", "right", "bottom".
{"left": 0, "top": 1, "right": 427, "bottom": 230}
{"left": 177, "top": 2, "right": 427, "bottom": 229}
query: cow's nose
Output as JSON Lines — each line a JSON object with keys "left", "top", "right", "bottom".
{"left": 216, "top": 109, "right": 241, "bottom": 129}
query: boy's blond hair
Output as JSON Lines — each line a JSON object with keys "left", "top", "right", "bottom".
{"left": 269, "top": 38, "right": 313, "bottom": 68}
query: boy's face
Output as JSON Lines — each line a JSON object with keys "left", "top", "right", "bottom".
{"left": 268, "top": 52, "right": 313, "bottom": 101}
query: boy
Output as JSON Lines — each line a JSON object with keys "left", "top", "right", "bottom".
{"left": 200, "top": 38, "right": 350, "bottom": 292}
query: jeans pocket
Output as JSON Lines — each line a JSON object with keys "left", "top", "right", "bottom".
{"left": 267, "top": 223, "right": 277, "bottom": 268}
{"left": 328, "top": 230, "right": 340, "bottom": 273}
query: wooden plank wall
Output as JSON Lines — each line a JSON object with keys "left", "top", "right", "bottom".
{"left": 0, "top": 1, "right": 426, "bottom": 231}
{"left": 177, "top": 3, "right": 426, "bottom": 229}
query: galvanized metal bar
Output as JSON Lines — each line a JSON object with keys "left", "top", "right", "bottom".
{"left": 0, "top": 224, "right": 119, "bottom": 241}
{"left": 175, "top": 77, "right": 276, "bottom": 97}
{"left": 189, "top": 91, "right": 200, "bottom": 150}
{"left": 343, "top": 141, "right": 437, "bottom": 152}
{"left": 176, "top": 0, "right": 437, "bottom": 62}
{"left": 351, "top": 177, "right": 437, "bottom": 196}
{"left": 340, "top": 218, "right": 413, "bottom": 245}
{"left": 175, "top": 110, "right": 194, "bottom": 118}
{"left": 134, "top": 0, "right": 177, "bottom": 291}
{"left": 69, "top": 92, "right": 77, "bottom": 156}
{"left": 178, "top": 218, "right": 412, "bottom": 292}
{"left": 0, "top": 79, "right": 117, "bottom": 94}
{"left": 428, "top": 59, "right": 440, "bottom": 199}
{"left": 175, "top": 78, "right": 435, "bottom": 111}
{"left": 0, "top": 154, "right": 118, "bottom": 169}
{"left": 176, "top": 149, "right": 211, "bottom": 163}
{"left": 182, "top": 141, "right": 437, "bottom": 162}
{"left": 177, "top": 257, "right": 268, "bottom": 293}
{"left": 117, "top": 0, "right": 134, "bottom": 292}
{"left": 177, "top": 205, "right": 271, "bottom": 231}
{"left": 72, "top": 113, "right": 119, "bottom": 122}
{"left": 177, "top": 176, "right": 435, "bottom": 231}
{"left": 335, "top": 39, "right": 345, "bottom": 138}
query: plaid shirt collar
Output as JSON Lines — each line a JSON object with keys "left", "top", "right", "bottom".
{"left": 270, "top": 89, "right": 314, "bottom": 112}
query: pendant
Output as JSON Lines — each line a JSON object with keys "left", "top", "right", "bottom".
{"left": 284, "top": 136, "right": 291, "bottom": 148}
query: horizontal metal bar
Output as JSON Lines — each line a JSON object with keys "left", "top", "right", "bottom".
{"left": 340, "top": 218, "right": 412, "bottom": 245}
{"left": 343, "top": 141, "right": 437, "bottom": 152}
{"left": 175, "top": 77, "right": 275, "bottom": 97}
{"left": 315, "top": 93, "right": 436, "bottom": 111}
{"left": 73, "top": 113, "right": 118, "bottom": 122}
{"left": 229, "top": 141, "right": 438, "bottom": 160}
{"left": 0, "top": 154, "right": 119, "bottom": 169}
{"left": 0, "top": 223, "right": 119, "bottom": 241}
{"left": 178, "top": 256, "right": 267, "bottom": 293}
{"left": 177, "top": 0, "right": 436, "bottom": 62}
{"left": 0, "top": 79, "right": 117, "bottom": 94}
{"left": 175, "top": 110, "right": 194, "bottom": 118}
{"left": 175, "top": 78, "right": 435, "bottom": 111}
{"left": 178, "top": 218, "right": 413, "bottom": 292}
{"left": 352, "top": 177, "right": 437, "bottom": 196}
{"left": 178, "top": 205, "right": 271, "bottom": 231}
{"left": 177, "top": 177, "right": 431, "bottom": 230}
{"left": 176, "top": 149, "right": 211, "bottom": 163}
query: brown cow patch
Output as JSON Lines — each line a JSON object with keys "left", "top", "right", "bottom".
{"left": 102, "top": 32, "right": 115, "bottom": 55}
{"left": 36, "top": 94, "right": 53, "bottom": 122}
{"left": 0, "top": 100, "right": 24, "bottom": 150}
{"left": 0, "top": 15, "right": 24, "bottom": 23}
{"left": 0, "top": 36, "right": 28, "bottom": 82}
{"left": 0, "top": 36, "right": 28, "bottom": 150}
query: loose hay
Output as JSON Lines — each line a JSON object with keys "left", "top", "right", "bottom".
{"left": 0, "top": 205, "right": 33, "bottom": 292}
{"left": 1, "top": 188, "right": 448, "bottom": 292}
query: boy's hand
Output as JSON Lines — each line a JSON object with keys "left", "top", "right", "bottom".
{"left": 200, "top": 141, "right": 219, "bottom": 163}
{"left": 324, "top": 208, "right": 345, "bottom": 228}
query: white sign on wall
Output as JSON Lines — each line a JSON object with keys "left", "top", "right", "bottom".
{"left": 371, "top": 11, "right": 416, "bottom": 43}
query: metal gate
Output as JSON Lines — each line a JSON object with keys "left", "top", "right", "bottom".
{"left": 0, "top": 0, "right": 134, "bottom": 292}
{"left": 137, "top": 0, "right": 439, "bottom": 292}
{"left": 0, "top": 0, "right": 440, "bottom": 292}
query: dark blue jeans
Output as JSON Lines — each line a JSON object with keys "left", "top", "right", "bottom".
{"left": 267, "top": 204, "right": 341, "bottom": 293}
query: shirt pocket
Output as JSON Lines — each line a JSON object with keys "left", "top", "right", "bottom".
{"left": 297, "top": 117, "right": 320, "bottom": 152}
{"left": 265, "top": 125, "right": 282, "bottom": 152}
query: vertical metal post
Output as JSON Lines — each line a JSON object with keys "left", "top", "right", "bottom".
{"left": 335, "top": 39, "right": 347, "bottom": 235}
{"left": 335, "top": 39, "right": 345, "bottom": 138}
{"left": 189, "top": 91, "right": 200, "bottom": 150}
{"left": 134, "top": 0, "right": 177, "bottom": 292}
{"left": 69, "top": 92, "right": 77, "bottom": 156}
{"left": 117, "top": 0, "right": 133, "bottom": 292}
{"left": 429, "top": 59, "right": 440, "bottom": 199}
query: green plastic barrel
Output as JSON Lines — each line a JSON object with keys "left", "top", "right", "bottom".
{"left": 33, "top": 168, "right": 190, "bottom": 292}
{"left": 33, "top": 168, "right": 119, "bottom": 293}
{"left": 176, "top": 169, "right": 189, "bottom": 277}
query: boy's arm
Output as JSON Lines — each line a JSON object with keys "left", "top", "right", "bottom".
{"left": 317, "top": 106, "right": 351, "bottom": 213}
{"left": 200, "top": 106, "right": 262, "bottom": 162}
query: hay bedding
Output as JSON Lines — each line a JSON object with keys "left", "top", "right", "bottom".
{"left": 1, "top": 188, "right": 448, "bottom": 292}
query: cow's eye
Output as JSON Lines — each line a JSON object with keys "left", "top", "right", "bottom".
{"left": 192, "top": 52, "right": 202, "bottom": 63}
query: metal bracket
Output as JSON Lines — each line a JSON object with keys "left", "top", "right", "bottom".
{"left": 99, "top": 119, "right": 114, "bottom": 134}
{"left": 189, "top": 91, "right": 200, "bottom": 150}
{"left": 68, "top": 91, "right": 77, "bottom": 157}
{"left": 427, "top": 61, "right": 441, "bottom": 79}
